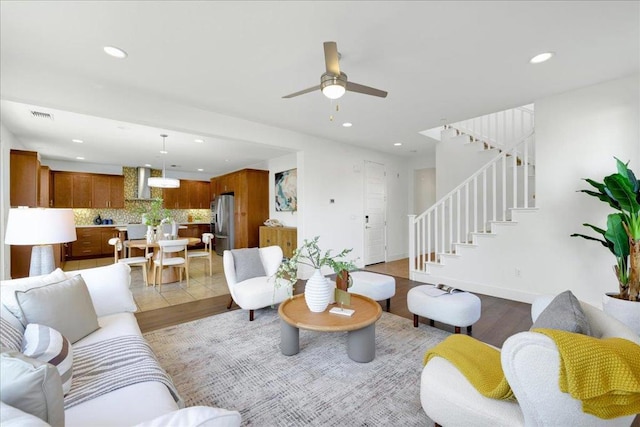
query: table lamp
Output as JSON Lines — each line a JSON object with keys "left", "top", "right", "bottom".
{"left": 4, "top": 208, "right": 77, "bottom": 276}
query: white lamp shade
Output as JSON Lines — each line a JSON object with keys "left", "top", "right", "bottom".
{"left": 322, "top": 84, "right": 346, "bottom": 100}
{"left": 148, "top": 177, "right": 180, "bottom": 188}
{"left": 5, "top": 208, "right": 77, "bottom": 245}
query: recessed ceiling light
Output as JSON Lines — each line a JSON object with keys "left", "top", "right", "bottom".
{"left": 197, "top": 168, "right": 204, "bottom": 172}
{"left": 194, "top": 139, "right": 204, "bottom": 143}
{"left": 225, "top": 159, "right": 229, "bottom": 162}
{"left": 529, "top": 52, "right": 554, "bottom": 64}
{"left": 394, "top": 142, "right": 402, "bottom": 146}
{"left": 72, "top": 139, "right": 83, "bottom": 143}
{"left": 76, "top": 156, "right": 85, "bottom": 160}
{"left": 160, "top": 150, "right": 168, "bottom": 154}
{"left": 103, "top": 46, "right": 128, "bottom": 59}
{"left": 144, "top": 163, "right": 152, "bottom": 167}
{"left": 342, "top": 122, "right": 353, "bottom": 128}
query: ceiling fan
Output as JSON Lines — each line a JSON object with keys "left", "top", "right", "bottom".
{"left": 283, "top": 41, "right": 388, "bottom": 100}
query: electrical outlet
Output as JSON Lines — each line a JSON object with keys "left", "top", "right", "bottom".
{"left": 515, "top": 268, "right": 522, "bottom": 278}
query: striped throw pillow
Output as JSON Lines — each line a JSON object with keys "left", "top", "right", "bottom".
{"left": 22, "top": 323, "right": 73, "bottom": 395}
{"left": 0, "top": 316, "right": 23, "bottom": 351}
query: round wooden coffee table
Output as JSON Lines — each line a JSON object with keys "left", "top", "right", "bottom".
{"left": 278, "top": 293, "right": 383, "bottom": 363}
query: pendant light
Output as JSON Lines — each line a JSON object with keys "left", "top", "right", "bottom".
{"left": 148, "top": 134, "right": 180, "bottom": 188}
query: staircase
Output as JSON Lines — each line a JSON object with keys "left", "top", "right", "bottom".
{"left": 409, "top": 106, "right": 537, "bottom": 290}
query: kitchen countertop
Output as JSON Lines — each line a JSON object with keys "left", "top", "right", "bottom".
{"left": 76, "top": 222, "right": 211, "bottom": 228}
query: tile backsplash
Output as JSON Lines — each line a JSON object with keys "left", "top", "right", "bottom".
{"left": 73, "top": 167, "right": 211, "bottom": 226}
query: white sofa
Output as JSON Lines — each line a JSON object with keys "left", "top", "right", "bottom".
{"left": 421, "top": 296, "right": 640, "bottom": 427}
{"left": 1, "top": 263, "right": 241, "bottom": 427}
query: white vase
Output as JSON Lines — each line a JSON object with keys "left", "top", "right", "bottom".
{"left": 146, "top": 226, "right": 155, "bottom": 244}
{"left": 602, "top": 293, "right": 640, "bottom": 336}
{"left": 304, "top": 269, "right": 332, "bottom": 312}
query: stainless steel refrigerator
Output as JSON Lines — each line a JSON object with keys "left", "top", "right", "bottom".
{"left": 213, "top": 194, "right": 234, "bottom": 256}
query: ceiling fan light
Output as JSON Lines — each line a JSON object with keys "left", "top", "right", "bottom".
{"left": 148, "top": 177, "right": 180, "bottom": 188}
{"left": 322, "top": 84, "right": 346, "bottom": 100}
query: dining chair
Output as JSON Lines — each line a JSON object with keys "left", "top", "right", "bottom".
{"left": 108, "top": 237, "right": 151, "bottom": 286}
{"left": 187, "top": 233, "right": 213, "bottom": 276}
{"left": 152, "top": 239, "right": 189, "bottom": 292}
{"left": 124, "top": 224, "right": 148, "bottom": 257}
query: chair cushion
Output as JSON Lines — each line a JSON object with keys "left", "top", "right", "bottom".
{"left": 530, "top": 290, "right": 592, "bottom": 336}
{"left": 16, "top": 275, "right": 100, "bottom": 344}
{"left": 22, "top": 324, "right": 73, "bottom": 396}
{"left": 0, "top": 351, "right": 65, "bottom": 427}
{"left": 231, "top": 248, "right": 266, "bottom": 282}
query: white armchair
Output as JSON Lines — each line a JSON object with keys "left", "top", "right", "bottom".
{"left": 421, "top": 298, "right": 640, "bottom": 427}
{"left": 223, "top": 246, "right": 291, "bottom": 321}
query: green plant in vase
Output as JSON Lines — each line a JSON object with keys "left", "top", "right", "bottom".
{"left": 572, "top": 158, "right": 639, "bottom": 301}
{"left": 139, "top": 198, "right": 170, "bottom": 227}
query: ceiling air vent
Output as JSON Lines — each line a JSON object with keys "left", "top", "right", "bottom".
{"left": 30, "top": 110, "right": 54, "bottom": 120}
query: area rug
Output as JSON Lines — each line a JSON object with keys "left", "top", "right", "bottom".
{"left": 143, "top": 307, "right": 450, "bottom": 426}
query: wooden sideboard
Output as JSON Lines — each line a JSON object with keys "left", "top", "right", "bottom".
{"left": 259, "top": 226, "right": 297, "bottom": 259}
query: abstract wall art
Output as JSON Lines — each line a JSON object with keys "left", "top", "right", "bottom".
{"left": 275, "top": 168, "right": 297, "bottom": 212}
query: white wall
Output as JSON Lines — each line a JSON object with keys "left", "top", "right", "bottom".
{"left": 1, "top": 123, "right": 29, "bottom": 279}
{"left": 422, "top": 74, "right": 639, "bottom": 306}
{"left": 407, "top": 153, "right": 436, "bottom": 215}
{"left": 413, "top": 168, "right": 436, "bottom": 214}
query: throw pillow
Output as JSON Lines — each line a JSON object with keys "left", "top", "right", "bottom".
{"left": 64, "top": 263, "right": 137, "bottom": 317}
{"left": 0, "top": 268, "right": 67, "bottom": 325}
{"left": 0, "top": 316, "right": 24, "bottom": 351}
{"left": 231, "top": 248, "right": 266, "bottom": 282}
{"left": 22, "top": 324, "right": 73, "bottom": 395}
{"left": 0, "top": 351, "right": 64, "bottom": 427}
{"left": 16, "top": 275, "right": 100, "bottom": 344}
{"left": 531, "top": 290, "right": 592, "bottom": 336}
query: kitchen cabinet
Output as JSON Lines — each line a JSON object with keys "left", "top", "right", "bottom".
{"left": 178, "top": 223, "right": 210, "bottom": 249}
{"left": 210, "top": 177, "right": 220, "bottom": 201}
{"left": 52, "top": 172, "right": 124, "bottom": 208}
{"left": 69, "top": 227, "right": 117, "bottom": 258}
{"left": 163, "top": 180, "right": 210, "bottom": 209}
{"left": 260, "top": 226, "right": 297, "bottom": 258}
{"left": 10, "top": 149, "right": 39, "bottom": 207}
{"left": 39, "top": 166, "right": 50, "bottom": 207}
{"left": 10, "top": 244, "right": 63, "bottom": 279}
{"left": 92, "top": 175, "right": 124, "bottom": 208}
{"left": 212, "top": 169, "right": 268, "bottom": 249}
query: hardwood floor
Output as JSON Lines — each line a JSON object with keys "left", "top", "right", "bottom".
{"left": 136, "top": 274, "right": 532, "bottom": 348}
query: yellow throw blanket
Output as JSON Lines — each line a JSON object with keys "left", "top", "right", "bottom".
{"left": 533, "top": 328, "right": 640, "bottom": 419}
{"left": 423, "top": 334, "right": 514, "bottom": 400}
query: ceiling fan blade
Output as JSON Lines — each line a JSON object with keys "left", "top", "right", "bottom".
{"left": 346, "top": 81, "right": 388, "bottom": 98}
{"left": 282, "top": 85, "right": 321, "bottom": 99}
{"left": 323, "top": 41, "right": 340, "bottom": 75}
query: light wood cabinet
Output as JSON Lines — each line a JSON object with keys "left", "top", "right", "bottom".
{"left": 92, "top": 175, "right": 124, "bottom": 208}
{"left": 188, "top": 181, "right": 211, "bottom": 209}
{"left": 10, "top": 149, "right": 39, "bottom": 207}
{"left": 260, "top": 226, "right": 297, "bottom": 258}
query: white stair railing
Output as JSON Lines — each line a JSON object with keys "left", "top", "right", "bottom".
{"left": 409, "top": 131, "right": 535, "bottom": 275}
{"left": 449, "top": 105, "right": 535, "bottom": 161}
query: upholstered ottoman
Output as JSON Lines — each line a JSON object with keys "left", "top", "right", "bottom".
{"left": 407, "top": 285, "right": 481, "bottom": 334}
{"left": 348, "top": 271, "right": 396, "bottom": 312}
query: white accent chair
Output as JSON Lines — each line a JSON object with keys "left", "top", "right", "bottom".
{"left": 420, "top": 297, "right": 640, "bottom": 427}
{"left": 223, "top": 246, "right": 291, "bottom": 321}
{"left": 152, "top": 239, "right": 189, "bottom": 292}
{"left": 124, "top": 224, "right": 148, "bottom": 257}
{"left": 108, "top": 237, "right": 151, "bottom": 286}
{"left": 188, "top": 233, "right": 214, "bottom": 276}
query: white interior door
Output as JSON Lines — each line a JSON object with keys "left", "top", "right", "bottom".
{"left": 364, "top": 161, "right": 386, "bottom": 265}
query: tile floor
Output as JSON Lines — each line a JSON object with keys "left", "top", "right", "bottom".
{"left": 62, "top": 253, "right": 230, "bottom": 312}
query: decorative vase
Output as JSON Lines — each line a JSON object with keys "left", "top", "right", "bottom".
{"left": 602, "top": 293, "right": 640, "bottom": 336}
{"left": 304, "top": 269, "right": 332, "bottom": 312}
{"left": 336, "top": 270, "right": 351, "bottom": 291}
{"left": 146, "top": 225, "right": 155, "bottom": 244}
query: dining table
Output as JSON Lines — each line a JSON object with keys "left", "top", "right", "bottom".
{"left": 127, "top": 237, "right": 201, "bottom": 285}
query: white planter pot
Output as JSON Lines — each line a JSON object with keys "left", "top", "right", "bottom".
{"left": 146, "top": 226, "right": 155, "bottom": 244}
{"left": 602, "top": 293, "right": 640, "bottom": 336}
{"left": 304, "top": 269, "right": 332, "bottom": 312}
